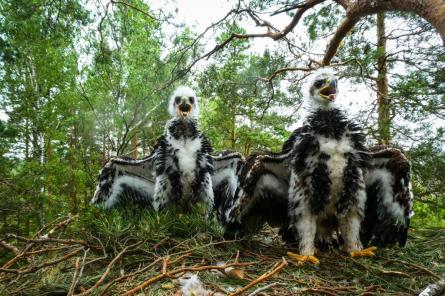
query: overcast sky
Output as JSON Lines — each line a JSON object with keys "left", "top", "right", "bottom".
{"left": 3, "top": 0, "right": 439, "bottom": 137}
{"left": 151, "top": 0, "right": 375, "bottom": 120}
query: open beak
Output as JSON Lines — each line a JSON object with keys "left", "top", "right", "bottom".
{"left": 178, "top": 103, "right": 192, "bottom": 118}
{"left": 319, "top": 80, "right": 338, "bottom": 101}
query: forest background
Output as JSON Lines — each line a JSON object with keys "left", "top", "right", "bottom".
{"left": 0, "top": 0, "right": 444, "bottom": 244}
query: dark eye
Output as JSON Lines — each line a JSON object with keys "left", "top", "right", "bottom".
{"left": 174, "top": 96, "right": 181, "bottom": 104}
{"left": 314, "top": 79, "right": 325, "bottom": 88}
{"left": 189, "top": 97, "right": 194, "bottom": 104}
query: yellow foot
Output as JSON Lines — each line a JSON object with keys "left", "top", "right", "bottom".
{"left": 287, "top": 251, "right": 320, "bottom": 265}
{"left": 350, "top": 246, "right": 377, "bottom": 258}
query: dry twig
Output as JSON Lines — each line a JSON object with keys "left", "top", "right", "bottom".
{"left": 122, "top": 261, "right": 255, "bottom": 296}
{"left": 229, "top": 257, "right": 288, "bottom": 296}
{"left": 0, "top": 247, "right": 83, "bottom": 275}
{"left": 73, "top": 242, "right": 142, "bottom": 296}
{"left": 248, "top": 282, "right": 283, "bottom": 296}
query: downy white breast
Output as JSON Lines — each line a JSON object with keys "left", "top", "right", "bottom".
{"left": 170, "top": 137, "right": 202, "bottom": 194}
{"left": 318, "top": 135, "right": 353, "bottom": 198}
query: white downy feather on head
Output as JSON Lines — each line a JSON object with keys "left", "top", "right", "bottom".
{"left": 305, "top": 67, "right": 339, "bottom": 109}
{"left": 168, "top": 86, "right": 199, "bottom": 119}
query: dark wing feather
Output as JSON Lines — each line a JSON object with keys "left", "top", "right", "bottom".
{"left": 91, "top": 152, "right": 156, "bottom": 209}
{"left": 362, "top": 145, "right": 413, "bottom": 247}
{"left": 211, "top": 150, "right": 245, "bottom": 221}
{"left": 222, "top": 149, "right": 291, "bottom": 237}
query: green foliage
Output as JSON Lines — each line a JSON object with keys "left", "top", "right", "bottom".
{"left": 0, "top": 0, "right": 443, "bottom": 251}
{"left": 199, "top": 24, "right": 295, "bottom": 154}
{"left": 0, "top": 2, "right": 443, "bottom": 294}
{"left": 410, "top": 138, "right": 445, "bottom": 227}
{"left": 304, "top": 4, "right": 343, "bottom": 41}
{"left": 79, "top": 205, "right": 223, "bottom": 243}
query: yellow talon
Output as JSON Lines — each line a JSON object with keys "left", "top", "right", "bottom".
{"left": 287, "top": 251, "right": 320, "bottom": 265}
{"left": 350, "top": 246, "right": 377, "bottom": 258}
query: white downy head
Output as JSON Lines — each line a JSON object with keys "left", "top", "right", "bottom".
{"left": 306, "top": 67, "right": 339, "bottom": 109}
{"left": 168, "top": 86, "right": 199, "bottom": 119}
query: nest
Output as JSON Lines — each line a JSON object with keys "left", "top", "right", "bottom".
{"left": 0, "top": 208, "right": 444, "bottom": 295}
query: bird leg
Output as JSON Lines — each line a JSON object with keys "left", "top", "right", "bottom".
{"left": 288, "top": 173, "right": 320, "bottom": 265}
{"left": 339, "top": 206, "right": 377, "bottom": 257}
{"left": 289, "top": 208, "right": 319, "bottom": 264}
{"left": 152, "top": 176, "right": 171, "bottom": 211}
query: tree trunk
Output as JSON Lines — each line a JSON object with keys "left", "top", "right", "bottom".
{"left": 230, "top": 115, "right": 236, "bottom": 150}
{"left": 376, "top": 12, "right": 391, "bottom": 145}
{"left": 102, "top": 131, "right": 107, "bottom": 164}
{"left": 24, "top": 119, "right": 29, "bottom": 160}
{"left": 132, "top": 128, "right": 138, "bottom": 159}
{"left": 69, "top": 121, "right": 78, "bottom": 214}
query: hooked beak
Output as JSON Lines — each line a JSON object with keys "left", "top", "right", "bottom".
{"left": 319, "top": 80, "right": 338, "bottom": 101}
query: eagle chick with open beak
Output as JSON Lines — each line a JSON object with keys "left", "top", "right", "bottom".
{"left": 168, "top": 86, "right": 199, "bottom": 119}
{"left": 308, "top": 67, "right": 339, "bottom": 108}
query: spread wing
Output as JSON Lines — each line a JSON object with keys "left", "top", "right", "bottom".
{"left": 222, "top": 148, "right": 293, "bottom": 236}
{"left": 223, "top": 129, "right": 304, "bottom": 232}
{"left": 211, "top": 150, "right": 245, "bottom": 221}
{"left": 362, "top": 145, "right": 414, "bottom": 247}
{"left": 91, "top": 154, "right": 156, "bottom": 209}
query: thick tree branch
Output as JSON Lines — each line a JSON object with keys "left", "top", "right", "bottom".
{"left": 323, "top": 0, "right": 445, "bottom": 65}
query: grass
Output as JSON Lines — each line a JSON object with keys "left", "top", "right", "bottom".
{"left": 0, "top": 207, "right": 444, "bottom": 295}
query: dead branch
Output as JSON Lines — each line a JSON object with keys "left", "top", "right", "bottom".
{"left": 73, "top": 242, "right": 142, "bottom": 296}
{"left": 43, "top": 214, "right": 79, "bottom": 238}
{"left": 248, "top": 282, "right": 283, "bottom": 296}
{"left": 3, "top": 234, "right": 94, "bottom": 250}
{"left": 168, "top": 238, "right": 244, "bottom": 257}
{"left": 122, "top": 261, "right": 256, "bottom": 296}
{"left": 380, "top": 257, "right": 441, "bottom": 280}
{"left": 32, "top": 214, "right": 78, "bottom": 240}
{"left": 68, "top": 248, "right": 89, "bottom": 296}
{"left": 360, "top": 285, "right": 384, "bottom": 295}
{"left": 1, "top": 215, "right": 80, "bottom": 270}
{"left": 99, "top": 257, "right": 163, "bottom": 296}
{"left": 299, "top": 288, "right": 338, "bottom": 296}
{"left": 162, "top": 256, "right": 170, "bottom": 275}
{"left": 0, "top": 247, "right": 83, "bottom": 275}
{"left": 229, "top": 257, "right": 288, "bottom": 296}
{"left": 68, "top": 258, "right": 81, "bottom": 296}
{"left": 169, "top": 252, "right": 192, "bottom": 265}
{"left": 0, "top": 240, "right": 20, "bottom": 255}
{"left": 379, "top": 270, "right": 411, "bottom": 278}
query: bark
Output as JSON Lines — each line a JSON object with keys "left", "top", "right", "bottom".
{"left": 132, "top": 128, "right": 138, "bottom": 160}
{"left": 376, "top": 12, "right": 391, "bottom": 145}
{"left": 323, "top": 0, "right": 445, "bottom": 65}
{"left": 231, "top": 119, "right": 237, "bottom": 150}
{"left": 69, "top": 121, "right": 78, "bottom": 214}
{"left": 24, "top": 119, "right": 29, "bottom": 160}
{"left": 102, "top": 132, "right": 106, "bottom": 164}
